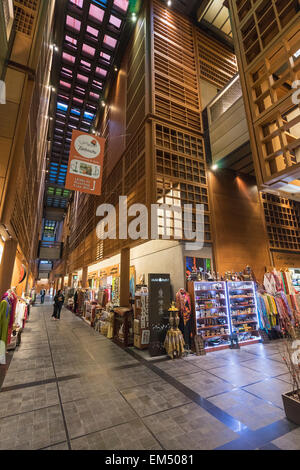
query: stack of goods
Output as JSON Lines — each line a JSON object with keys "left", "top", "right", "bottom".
{"left": 94, "top": 303, "right": 114, "bottom": 338}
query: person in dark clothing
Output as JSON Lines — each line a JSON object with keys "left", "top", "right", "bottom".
{"left": 40, "top": 289, "right": 46, "bottom": 304}
{"left": 52, "top": 290, "right": 65, "bottom": 320}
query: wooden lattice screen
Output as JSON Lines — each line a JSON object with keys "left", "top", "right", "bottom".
{"left": 261, "top": 193, "right": 300, "bottom": 252}
{"left": 196, "top": 30, "right": 238, "bottom": 89}
{"left": 228, "top": 0, "right": 300, "bottom": 189}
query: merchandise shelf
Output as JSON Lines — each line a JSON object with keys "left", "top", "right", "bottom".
{"left": 227, "top": 281, "right": 261, "bottom": 345}
{"left": 193, "top": 281, "right": 231, "bottom": 350}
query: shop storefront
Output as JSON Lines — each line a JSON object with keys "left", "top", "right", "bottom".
{"left": 63, "top": 236, "right": 300, "bottom": 359}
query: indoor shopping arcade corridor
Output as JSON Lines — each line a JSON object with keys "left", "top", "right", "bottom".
{"left": 0, "top": 302, "right": 299, "bottom": 451}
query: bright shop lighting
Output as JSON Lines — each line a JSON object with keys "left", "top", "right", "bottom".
{"left": 131, "top": 12, "right": 137, "bottom": 22}
{"left": 167, "top": 0, "right": 172, "bottom": 6}
{"left": 211, "top": 164, "right": 218, "bottom": 171}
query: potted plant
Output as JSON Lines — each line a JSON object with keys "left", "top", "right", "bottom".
{"left": 281, "top": 329, "right": 300, "bottom": 425}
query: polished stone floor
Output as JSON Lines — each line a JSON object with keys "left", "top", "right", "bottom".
{"left": 0, "top": 302, "right": 299, "bottom": 450}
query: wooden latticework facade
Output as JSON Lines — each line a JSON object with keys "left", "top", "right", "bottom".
{"left": 261, "top": 193, "right": 300, "bottom": 252}
{"left": 0, "top": 0, "right": 55, "bottom": 279}
{"left": 228, "top": 0, "right": 300, "bottom": 191}
{"left": 60, "top": 0, "right": 238, "bottom": 275}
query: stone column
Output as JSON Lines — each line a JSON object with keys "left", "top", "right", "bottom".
{"left": 120, "top": 247, "right": 130, "bottom": 307}
{"left": 82, "top": 267, "right": 88, "bottom": 289}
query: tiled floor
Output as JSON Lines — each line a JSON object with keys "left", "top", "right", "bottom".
{"left": 0, "top": 303, "right": 299, "bottom": 450}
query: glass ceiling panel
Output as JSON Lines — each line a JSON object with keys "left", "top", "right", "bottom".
{"left": 46, "top": 0, "right": 131, "bottom": 191}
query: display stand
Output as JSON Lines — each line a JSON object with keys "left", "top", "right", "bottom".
{"left": 192, "top": 281, "right": 231, "bottom": 352}
{"left": 227, "top": 281, "right": 260, "bottom": 345}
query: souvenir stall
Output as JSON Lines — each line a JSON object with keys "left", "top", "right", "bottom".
{"left": 93, "top": 302, "right": 114, "bottom": 338}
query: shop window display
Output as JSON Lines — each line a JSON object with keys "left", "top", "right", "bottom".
{"left": 191, "top": 281, "right": 231, "bottom": 351}
{"left": 227, "top": 281, "right": 260, "bottom": 345}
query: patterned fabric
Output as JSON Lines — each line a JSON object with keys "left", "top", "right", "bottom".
{"left": 176, "top": 289, "right": 192, "bottom": 326}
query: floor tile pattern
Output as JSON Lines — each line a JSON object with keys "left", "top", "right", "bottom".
{"left": 0, "top": 303, "right": 298, "bottom": 450}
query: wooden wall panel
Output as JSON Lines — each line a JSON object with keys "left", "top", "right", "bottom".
{"left": 209, "top": 169, "right": 271, "bottom": 282}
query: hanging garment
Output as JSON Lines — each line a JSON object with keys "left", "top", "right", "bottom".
{"left": 263, "top": 273, "right": 277, "bottom": 296}
{"left": 176, "top": 289, "right": 193, "bottom": 349}
{"left": 2, "top": 292, "right": 17, "bottom": 345}
{"left": 0, "top": 299, "right": 11, "bottom": 364}
{"left": 176, "top": 289, "right": 192, "bottom": 325}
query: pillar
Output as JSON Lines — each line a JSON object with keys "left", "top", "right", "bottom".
{"left": 68, "top": 274, "right": 72, "bottom": 288}
{"left": 120, "top": 247, "right": 130, "bottom": 307}
{"left": 0, "top": 238, "right": 18, "bottom": 297}
{"left": 82, "top": 267, "right": 88, "bottom": 288}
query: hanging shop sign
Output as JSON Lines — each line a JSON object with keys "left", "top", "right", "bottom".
{"left": 148, "top": 274, "right": 171, "bottom": 357}
{"left": 65, "top": 130, "right": 105, "bottom": 196}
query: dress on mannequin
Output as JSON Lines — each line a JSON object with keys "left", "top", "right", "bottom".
{"left": 176, "top": 289, "right": 193, "bottom": 349}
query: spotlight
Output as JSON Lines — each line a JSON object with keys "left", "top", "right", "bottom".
{"left": 51, "top": 87, "right": 56, "bottom": 92}
{"left": 131, "top": 12, "right": 137, "bottom": 22}
{"left": 114, "top": 65, "right": 118, "bottom": 72}
{"left": 167, "top": 0, "right": 172, "bottom": 6}
{"left": 211, "top": 164, "right": 218, "bottom": 171}
{"left": 101, "top": 100, "right": 105, "bottom": 107}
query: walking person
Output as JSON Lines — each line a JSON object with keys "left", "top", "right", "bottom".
{"left": 40, "top": 289, "right": 46, "bottom": 304}
{"left": 52, "top": 290, "right": 65, "bottom": 320}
